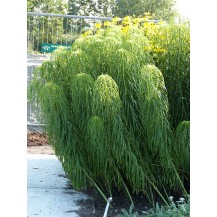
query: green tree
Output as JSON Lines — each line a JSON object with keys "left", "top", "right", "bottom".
{"left": 67, "top": 0, "right": 116, "bottom": 17}
{"left": 114, "top": 0, "right": 177, "bottom": 22}
{"left": 27, "top": 0, "right": 68, "bottom": 14}
{"left": 67, "top": 0, "right": 97, "bottom": 16}
{"left": 97, "top": 0, "right": 117, "bottom": 17}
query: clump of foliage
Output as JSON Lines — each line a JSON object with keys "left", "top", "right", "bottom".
{"left": 28, "top": 14, "right": 190, "bottom": 204}
{"left": 172, "top": 121, "right": 190, "bottom": 188}
{"left": 116, "top": 196, "right": 190, "bottom": 217}
{"left": 144, "top": 196, "right": 190, "bottom": 217}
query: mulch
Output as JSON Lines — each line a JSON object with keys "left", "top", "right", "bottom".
{"left": 27, "top": 131, "right": 49, "bottom": 146}
{"left": 27, "top": 131, "right": 55, "bottom": 155}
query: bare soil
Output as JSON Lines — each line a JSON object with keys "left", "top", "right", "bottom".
{"left": 27, "top": 131, "right": 151, "bottom": 216}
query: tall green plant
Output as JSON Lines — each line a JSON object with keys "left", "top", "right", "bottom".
{"left": 138, "top": 64, "right": 171, "bottom": 157}
{"left": 172, "top": 121, "right": 190, "bottom": 177}
{"left": 28, "top": 19, "right": 190, "bottom": 204}
{"left": 144, "top": 24, "right": 190, "bottom": 128}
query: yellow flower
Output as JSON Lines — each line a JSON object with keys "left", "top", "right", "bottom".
{"left": 123, "top": 16, "right": 131, "bottom": 21}
{"left": 104, "top": 21, "right": 111, "bottom": 27}
{"left": 132, "top": 18, "right": 141, "bottom": 26}
{"left": 112, "top": 17, "right": 120, "bottom": 23}
{"left": 143, "top": 22, "right": 150, "bottom": 27}
{"left": 122, "top": 20, "right": 130, "bottom": 26}
{"left": 144, "top": 12, "right": 151, "bottom": 16}
{"left": 144, "top": 12, "right": 152, "bottom": 20}
{"left": 144, "top": 46, "right": 152, "bottom": 52}
{"left": 122, "top": 26, "right": 130, "bottom": 34}
{"left": 95, "top": 23, "right": 102, "bottom": 29}
{"left": 82, "top": 30, "right": 92, "bottom": 37}
{"left": 153, "top": 48, "right": 166, "bottom": 53}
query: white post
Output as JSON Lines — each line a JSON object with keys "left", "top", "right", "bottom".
{"left": 103, "top": 197, "right": 112, "bottom": 217}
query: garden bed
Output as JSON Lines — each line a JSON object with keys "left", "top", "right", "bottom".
{"left": 27, "top": 131, "right": 55, "bottom": 155}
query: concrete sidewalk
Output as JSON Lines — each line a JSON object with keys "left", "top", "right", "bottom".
{"left": 27, "top": 154, "right": 95, "bottom": 217}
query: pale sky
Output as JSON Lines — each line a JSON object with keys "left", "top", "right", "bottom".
{"left": 175, "top": 0, "right": 190, "bottom": 19}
